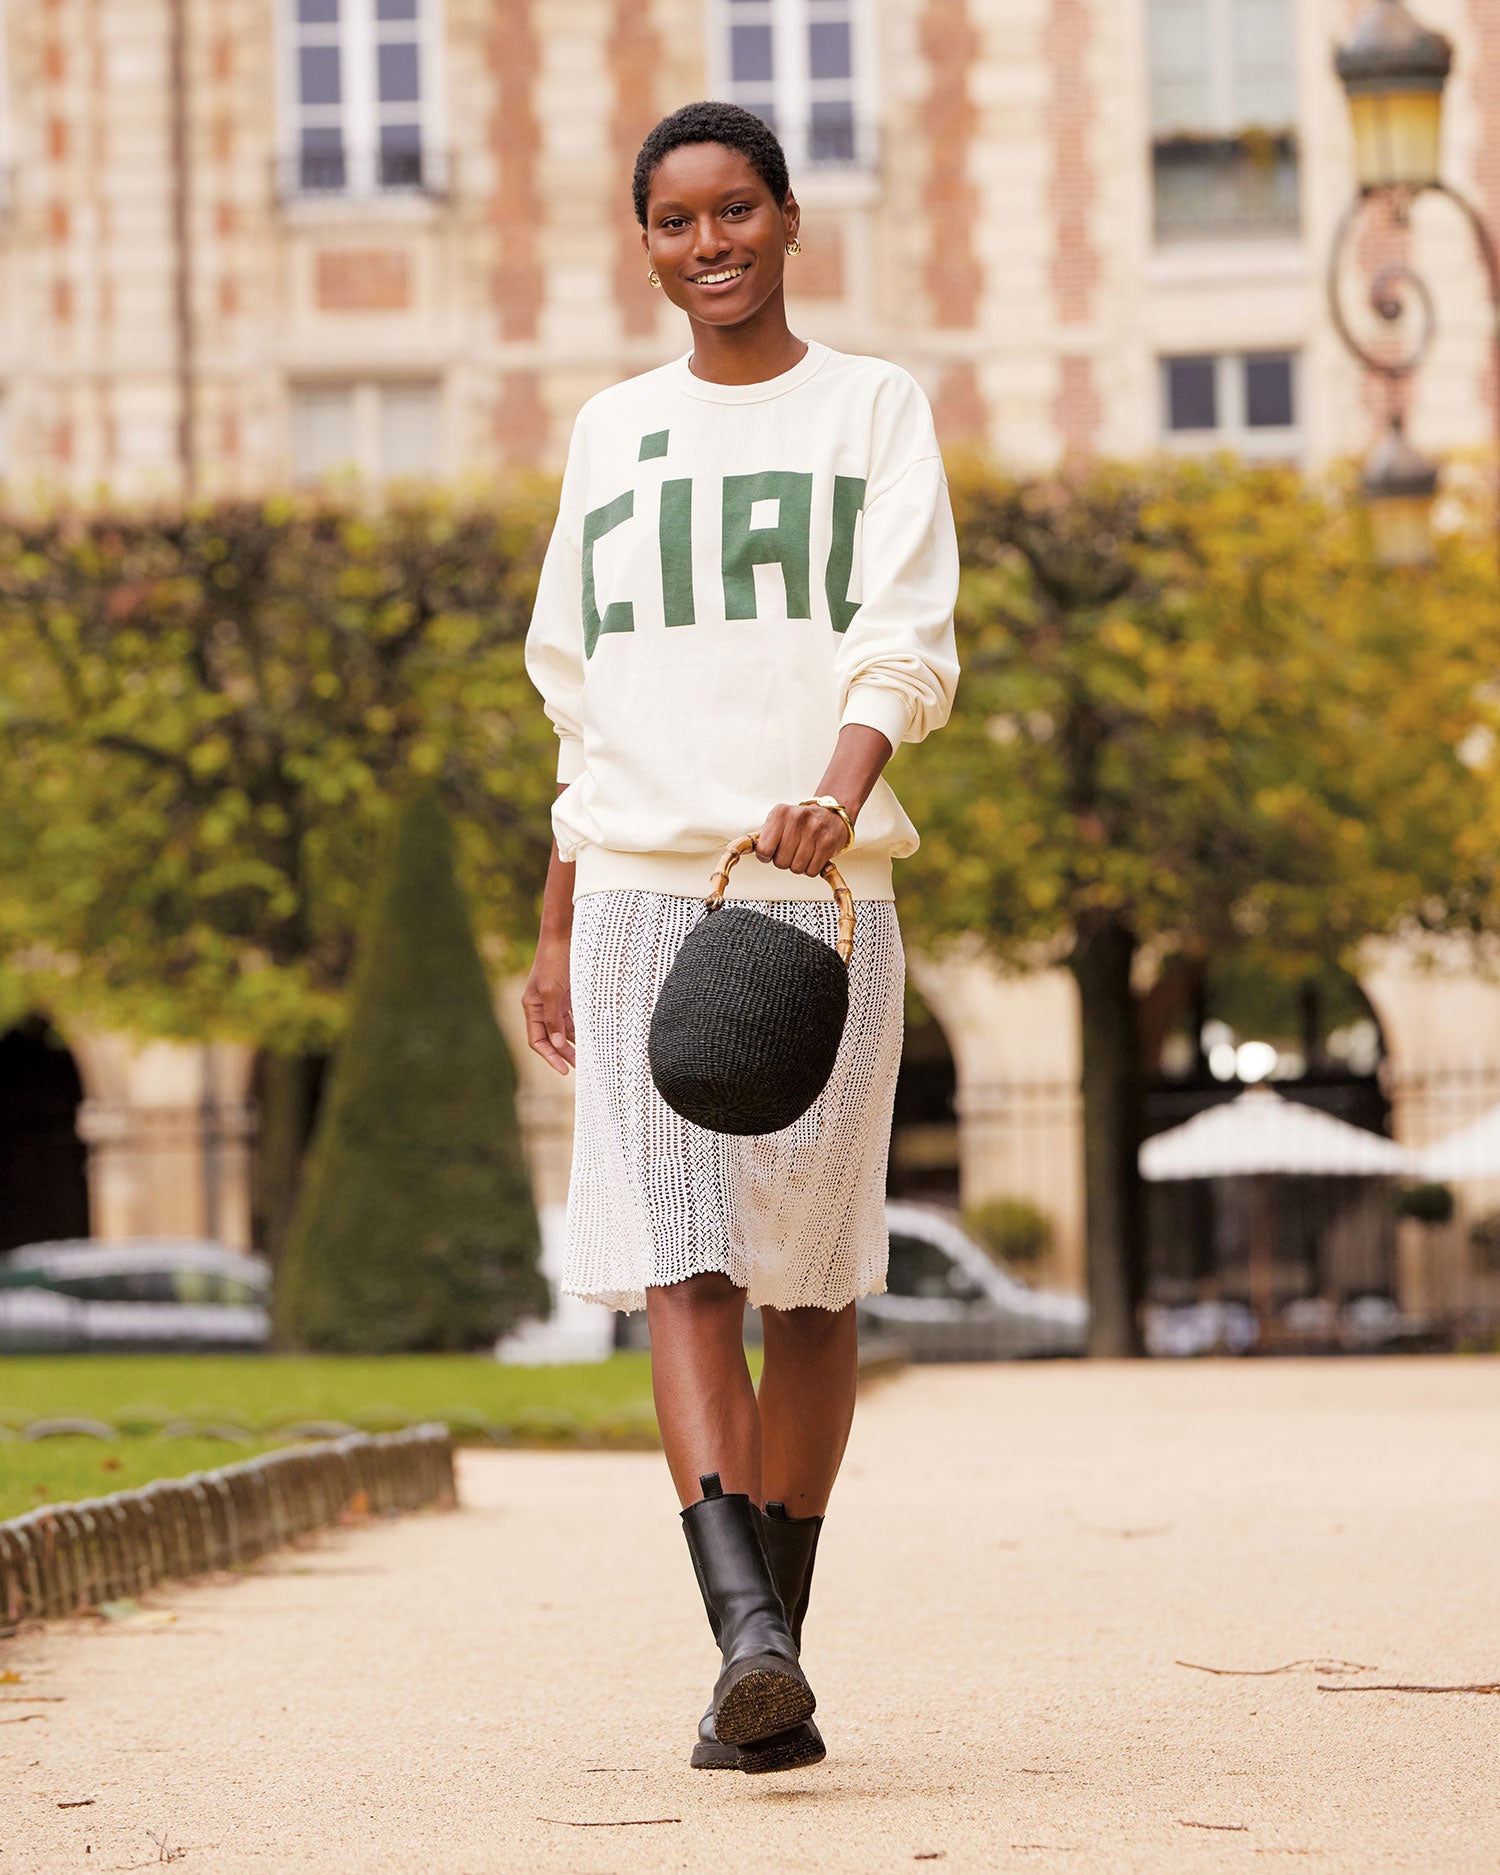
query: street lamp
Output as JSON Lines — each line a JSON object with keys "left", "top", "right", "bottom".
{"left": 1334, "top": 0, "right": 1451, "bottom": 192}
{"left": 1330, "top": 2, "right": 1500, "bottom": 567}
{"left": 1362, "top": 416, "right": 1440, "bottom": 568}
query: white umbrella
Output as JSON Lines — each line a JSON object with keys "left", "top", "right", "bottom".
{"left": 1414, "top": 1102, "right": 1500, "bottom": 1181}
{"left": 1140, "top": 1087, "right": 1409, "bottom": 1340}
{"left": 1140, "top": 1087, "right": 1411, "bottom": 1181}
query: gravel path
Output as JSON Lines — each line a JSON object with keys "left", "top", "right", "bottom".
{"left": 2, "top": 1357, "right": 1498, "bottom": 1874}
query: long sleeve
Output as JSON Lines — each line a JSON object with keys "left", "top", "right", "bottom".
{"left": 524, "top": 424, "right": 590, "bottom": 784}
{"left": 836, "top": 453, "right": 961, "bottom": 749}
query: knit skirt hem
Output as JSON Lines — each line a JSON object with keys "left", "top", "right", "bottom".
{"left": 563, "top": 889, "right": 905, "bottom": 1315}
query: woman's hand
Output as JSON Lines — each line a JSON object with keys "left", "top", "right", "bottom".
{"left": 523, "top": 927, "right": 575, "bottom": 1075}
{"left": 754, "top": 800, "right": 851, "bottom": 877}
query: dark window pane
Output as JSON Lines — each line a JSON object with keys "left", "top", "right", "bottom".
{"left": 810, "top": 98, "right": 855, "bottom": 164}
{"left": 298, "top": 43, "right": 341, "bottom": 105}
{"left": 1165, "top": 356, "right": 1218, "bottom": 431}
{"left": 376, "top": 0, "right": 418, "bottom": 16}
{"left": 1244, "top": 352, "right": 1295, "bottom": 428}
{"left": 886, "top": 1234, "right": 967, "bottom": 1300}
{"left": 730, "top": 23, "right": 774, "bottom": 82}
{"left": 379, "top": 122, "right": 423, "bottom": 187}
{"left": 809, "top": 19, "right": 852, "bottom": 78}
{"left": 298, "top": 0, "right": 339, "bottom": 20}
{"left": 299, "top": 126, "right": 345, "bottom": 191}
{"left": 378, "top": 41, "right": 420, "bottom": 102}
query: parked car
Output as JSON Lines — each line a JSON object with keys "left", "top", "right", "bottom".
{"left": 612, "top": 1203, "right": 1086, "bottom": 1359}
{"left": 857, "top": 1203, "right": 1087, "bottom": 1361}
{"left": 0, "top": 1238, "right": 271, "bottom": 1352}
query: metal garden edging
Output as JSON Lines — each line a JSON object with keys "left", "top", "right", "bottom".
{"left": 0, "top": 1424, "right": 456, "bottom": 1627}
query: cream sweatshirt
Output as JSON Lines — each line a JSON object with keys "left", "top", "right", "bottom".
{"left": 525, "top": 340, "right": 960, "bottom": 902}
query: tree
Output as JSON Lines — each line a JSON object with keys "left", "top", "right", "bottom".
{"left": 897, "top": 455, "right": 1498, "bottom": 1356}
{"left": 0, "top": 491, "right": 558, "bottom": 1253}
{"left": 273, "top": 788, "right": 547, "bottom": 1352}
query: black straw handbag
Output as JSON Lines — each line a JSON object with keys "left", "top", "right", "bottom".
{"left": 648, "top": 833, "right": 856, "bottom": 1136}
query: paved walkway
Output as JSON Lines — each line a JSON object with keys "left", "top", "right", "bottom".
{"left": 3, "top": 1358, "right": 1498, "bottom": 1874}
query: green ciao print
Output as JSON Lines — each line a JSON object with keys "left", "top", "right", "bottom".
{"left": 581, "top": 439, "right": 867, "bottom": 658}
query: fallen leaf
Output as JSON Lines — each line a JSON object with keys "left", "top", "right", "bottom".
{"left": 58, "top": 1798, "right": 96, "bottom": 1809}
{"left": 97, "top": 1604, "right": 177, "bottom": 1630}
{"left": 0, "top": 1671, "right": 19, "bottom": 1684}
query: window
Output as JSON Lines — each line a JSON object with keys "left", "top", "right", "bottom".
{"left": 717, "top": 0, "right": 870, "bottom": 171}
{"left": 285, "top": 0, "right": 442, "bottom": 199}
{"left": 291, "top": 381, "right": 442, "bottom": 480}
{"left": 1147, "top": 0, "right": 1298, "bottom": 241}
{"left": 1161, "top": 351, "right": 1299, "bottom": 457}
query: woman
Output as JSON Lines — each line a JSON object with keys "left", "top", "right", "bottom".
{"left": 523, "top": 99, "right": 959, "bottom": 1774}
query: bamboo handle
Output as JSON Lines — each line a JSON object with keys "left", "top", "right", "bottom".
{"left": 705, "top": 834, "right": 856, "bottom": 966}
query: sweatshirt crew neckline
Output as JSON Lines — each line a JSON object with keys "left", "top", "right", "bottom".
{"left": 668, "top": 340, "right": 831, "bottom": 404}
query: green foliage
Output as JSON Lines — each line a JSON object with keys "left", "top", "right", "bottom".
{"left": 274, "top": 789, "right": 546, "bottom": 1353}
{"left": 893, "top": 454, "right": 1500, "bottom": 1354}
{"left": 897, "top": 453, "right": 1497, "bottom": 972}
{"left": 962, "top": 1197, "right": 1053, "bottom": 1267}
{"left": 0, "top": 488, "right": 558, "bottom": 1051}
{"left": 1395, "top": 1182, "right": 1456, "bottom": 1226}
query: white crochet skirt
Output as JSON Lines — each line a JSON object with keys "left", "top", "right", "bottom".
{"left": 565, "top": 888, "right": 905, "bottom": 1313}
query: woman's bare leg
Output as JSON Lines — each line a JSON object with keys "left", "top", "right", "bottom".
{"left": 646, "top": 1273, "right": 760, "bottom": 1506}
{"left": 757, "top": 1302, "right": 858, "bottom": 1517}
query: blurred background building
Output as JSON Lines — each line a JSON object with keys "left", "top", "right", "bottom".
{"left": 4, "top": 0, "right": 1500, "bottom": 1325}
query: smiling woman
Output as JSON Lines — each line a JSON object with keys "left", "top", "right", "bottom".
{"left": 631, "top": 106, "right": 803, "bottom": 385}
{"left": 521, "top": 99, "right": 959, "bottom": 1780}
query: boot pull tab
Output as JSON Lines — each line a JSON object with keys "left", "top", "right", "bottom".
{"left": 698, "top": 1472, "right": 725, "bottom": 1500}
{"left": 764, "top": 1501, "right": 789, "bottom": 1520}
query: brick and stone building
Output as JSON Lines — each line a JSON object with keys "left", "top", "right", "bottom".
{"left": 4, "top": 0, "right": 1500, "bottom": 1323}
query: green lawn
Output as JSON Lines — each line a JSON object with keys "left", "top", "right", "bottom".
{"left": 0, "top": 1353, "right": 659, "bottom": 1445}
{"left": 0, "top": 1437, "right": 284, "bottom": 1523}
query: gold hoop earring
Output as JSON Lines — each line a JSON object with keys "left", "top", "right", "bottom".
{"left": 785, "top": 238, "right": 801, "bottom": 256}
{"left": 647, "top": 268, "right": 661, "bottom": 287}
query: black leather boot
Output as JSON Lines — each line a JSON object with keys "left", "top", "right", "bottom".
{"left": 691, "top": 1499, "right": 826, "bottom": 1773}
{"left": 681, "top": 1474, "right": 816, "bottom": 1748}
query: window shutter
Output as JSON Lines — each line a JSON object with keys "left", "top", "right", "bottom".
{"left": 1230, "top": 0, "right": 1295, "bottom": 132}
{"left": 1148, "top": 0, "right": 1212, "bottom": 136}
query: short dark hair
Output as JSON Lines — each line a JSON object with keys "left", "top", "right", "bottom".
{"left": 633, "top": 101, "right": 791, "bottom": 227}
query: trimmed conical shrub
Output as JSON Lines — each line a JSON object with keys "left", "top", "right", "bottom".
{"left": 275, "top": 789, "right": 547, "bottom": 1351}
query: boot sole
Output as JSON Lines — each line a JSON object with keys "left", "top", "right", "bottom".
{"left": 739, "top": 1721, "right": 827, "bottom": 1775}
{"left": 690, "top": 1720, "right": 826, "bottom": 1775}
{"left": 714, "top": 1662, "right": 816, "bottom": 1746}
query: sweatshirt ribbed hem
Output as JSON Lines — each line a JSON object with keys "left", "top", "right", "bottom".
{"left": 573, "top": 845, "right": 896, "bottom": 902}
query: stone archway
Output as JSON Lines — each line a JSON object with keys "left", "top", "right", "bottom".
{"left": 0, "top": 1016, "right": 90, "bottom": 1252}
{"left": 905, "top": 950, "right": 1086, "bottom": 1293}
{"left": 888, "top": 983, "right": 959, "bottom": 1201}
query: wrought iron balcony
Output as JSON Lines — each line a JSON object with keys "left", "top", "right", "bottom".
{"left": 1152, "top": 132, "right": 1300, "bottom": 243}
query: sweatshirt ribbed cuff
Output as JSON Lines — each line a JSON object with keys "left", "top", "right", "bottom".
{"left": 555, "top": 736, "right": 585, "bottom": 784}
{"left": 840, "top": 684, "right": 913, "bottom": 752}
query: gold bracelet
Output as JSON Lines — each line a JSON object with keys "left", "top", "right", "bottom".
{"left": 800, "top": 795, "right": 856, "bottom": 851}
